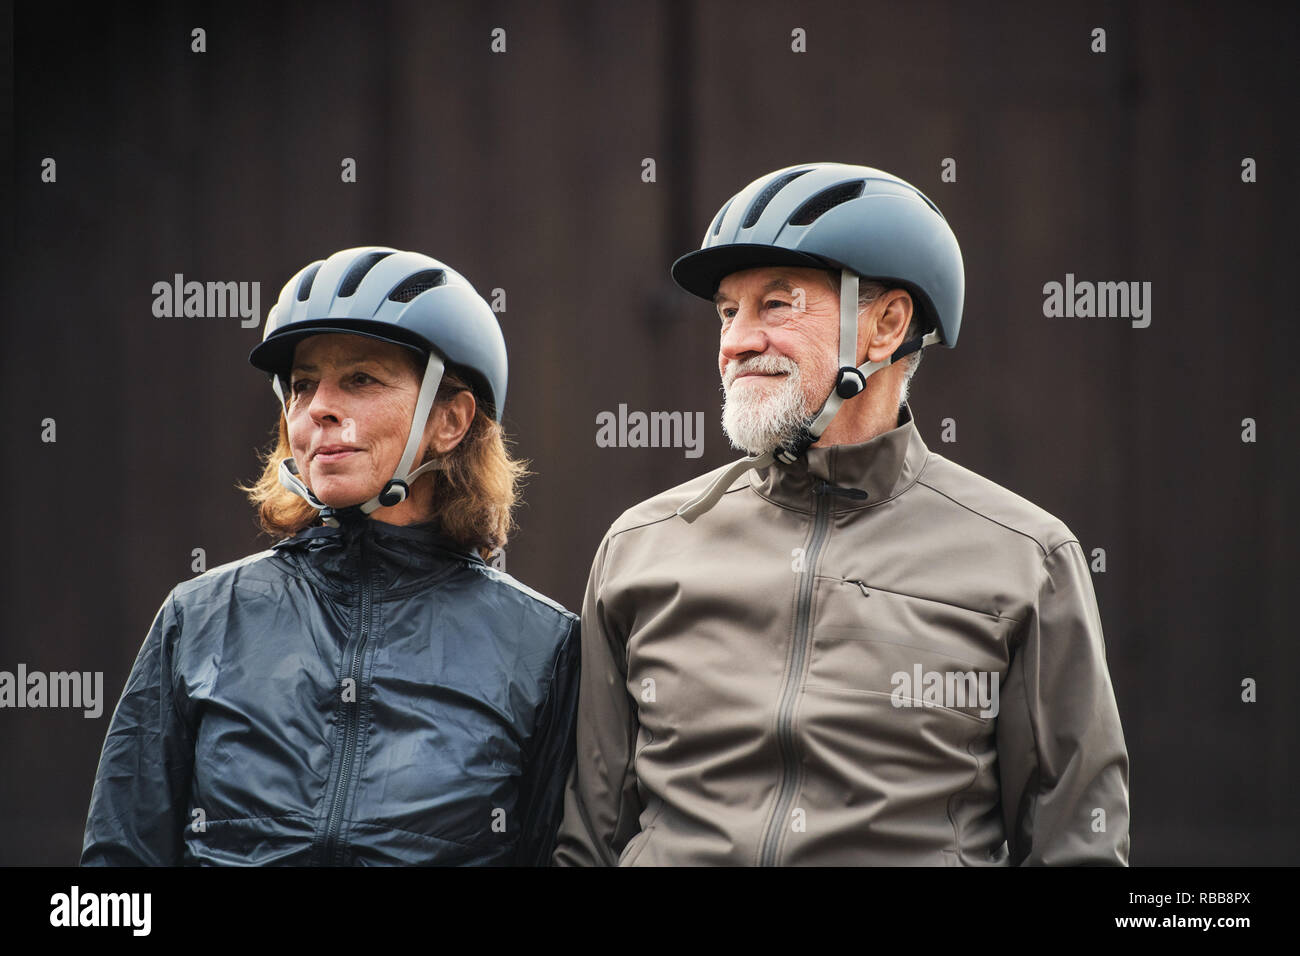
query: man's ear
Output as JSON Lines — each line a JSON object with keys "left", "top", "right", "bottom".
{"left": 426, "top": 390, "right": 477, "bottom": 456}
{"left": 861, "top": 290, "right": 913, "bottom": 364}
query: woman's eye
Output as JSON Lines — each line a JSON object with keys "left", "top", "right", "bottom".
{"left": 290, "top": 380, "right": 312, "bottom": 395}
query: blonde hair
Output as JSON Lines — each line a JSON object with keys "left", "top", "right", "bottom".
{"left": 240, "top": 369, "right": 528, "bottom": 559}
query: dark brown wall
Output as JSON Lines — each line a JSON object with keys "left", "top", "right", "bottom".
{"left": 2, "top": 0, "right": 1296, "bottom": 865}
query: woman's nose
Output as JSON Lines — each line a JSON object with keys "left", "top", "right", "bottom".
{"left": 308, "top": 379, "right": 346, "bottom": 423}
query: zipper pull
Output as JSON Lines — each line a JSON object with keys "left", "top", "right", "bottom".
{"left": 814, "top": 480, "right": 869, "bottom": 500}
{"left": 846, "top": 579, "right": 870, "bottom": 597}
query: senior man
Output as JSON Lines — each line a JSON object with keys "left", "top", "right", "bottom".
{"left": 554, "top": 163, "right": 1129, "bottom": 866}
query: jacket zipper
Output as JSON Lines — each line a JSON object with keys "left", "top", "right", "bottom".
{"left": 758, "top": 484, "right": 832, "bottom": 866}
{"left": 319, "top": 537, "right": 375, "bottom": 865}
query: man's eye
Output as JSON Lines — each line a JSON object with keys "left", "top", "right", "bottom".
{"left": 352, "top": 372, "right": 375, "bottom": 385}
{"left": 765, "top": 299, "right": 791, "bottom": 310}
{"left": 720, "top": 308, "right": 737, "bottom": 321}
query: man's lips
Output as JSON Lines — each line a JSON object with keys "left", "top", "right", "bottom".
{"left": 730, "top": 370, "right": 787, "bottom": 385}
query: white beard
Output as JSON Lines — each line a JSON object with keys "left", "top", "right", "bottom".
{"left": 720, "top": 355, "right": 815, "bottom": 455}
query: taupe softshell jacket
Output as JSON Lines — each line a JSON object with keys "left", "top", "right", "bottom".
{"left": 553, "top": 404, "right": 1129, "bottom": 866}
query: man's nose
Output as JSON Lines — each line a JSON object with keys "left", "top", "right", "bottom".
{"left": 720, "top": 302, "right": 767, "bottom": 360}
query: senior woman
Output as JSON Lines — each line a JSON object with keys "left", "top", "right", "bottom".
{"left": 81, "top": 246, "right": 579, "bottom": 866}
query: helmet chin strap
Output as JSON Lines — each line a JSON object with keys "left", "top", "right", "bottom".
{"left": 677, "top": 269, "right": 939, "bottom": 523}
{"left": 277, "top": 352, "right": 447, "bottom": 529}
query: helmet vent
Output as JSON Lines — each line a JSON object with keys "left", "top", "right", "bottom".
{"left": 388, "top": 270, "right": 446, "bottom": 303}
{"left": 788, "top": 181, "right": 864, "bottom": 226}
{"left": 741, "top": 169, "right": 811, "bottom": 229}
{"left": 337, "top": 251, "right": 394, "bottom": 298}
{"left": 296, "top": 262, "right": 323, "bottom": 301}
{"left": 710, "top": 198, "right": 735, "bottom": 236}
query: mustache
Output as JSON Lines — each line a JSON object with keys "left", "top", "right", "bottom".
{"left": 722, "top": 354, "right": 799, "bottom": 389}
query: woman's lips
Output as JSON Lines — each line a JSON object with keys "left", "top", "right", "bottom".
{"left": 314, "top": 448, "right": 358, "bottom": 463}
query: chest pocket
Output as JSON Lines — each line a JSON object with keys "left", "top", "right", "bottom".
{"left": 805, "top": 576, "right": 1014, "bottom": 721}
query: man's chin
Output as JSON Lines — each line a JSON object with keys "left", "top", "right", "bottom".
{"left": 721, "top": 418, "right": 788, "bottom": 457}
{"left": 722, "top": 412, "right": 813, "bottom": 457}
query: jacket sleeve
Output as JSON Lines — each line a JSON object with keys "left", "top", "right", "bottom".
{"left": 996, "top": 539, "right": 1130, "bottom": 865}
{"left": 511, "top": 615, "right": 582, "bottom": 866}
{"left": 81, "top": 592, "right": 195, "bottom": 866}
{"left": 551, "top": 534, "right": 644, "bottom": 866}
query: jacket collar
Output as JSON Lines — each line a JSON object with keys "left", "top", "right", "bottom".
{"left": 272, "top": 511, "right": 485, "bottom": 598}
{"left": 749, "top": 402, "right": 930, "bottom": 514}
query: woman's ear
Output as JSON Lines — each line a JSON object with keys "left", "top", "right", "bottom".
{"left": 426, "top": 390, "right": 477, "bottom": 456}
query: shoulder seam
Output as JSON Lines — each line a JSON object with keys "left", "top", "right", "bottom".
{"left": 1043, "top": 538, "right": 1081, "bottom": 561}
{"left": 179, "top": 548, "right": 280, "bottom": 586}
{"left": 609, "top": 483, "right": 748, "bottom": 540}
{"left": 915, "top": 477, "right": 1054, "bottom": 557}
{"left": 470, "top": 564, "right": 578, "bottom": 621}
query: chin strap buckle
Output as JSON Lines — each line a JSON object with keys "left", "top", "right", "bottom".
{"left": 835, "top": 366, "right": 867, "bottom": 400}
{"left": 376, "top": 479, "right": 409, "bottom": 508}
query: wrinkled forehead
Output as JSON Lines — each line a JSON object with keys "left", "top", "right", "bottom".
{"left": 714, "top": 265, "right": 838, "bottom": 303}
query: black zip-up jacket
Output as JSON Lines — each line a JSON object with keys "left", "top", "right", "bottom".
{"left": 81, "top": 514, "right": 580, "bottom": 866}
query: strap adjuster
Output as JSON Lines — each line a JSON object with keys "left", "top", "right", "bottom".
{"left": 774, "top": 426, "right": 816, "bottom": 465}
{"left": 835, "top": 366, "right": 867, "bottom": 399}
{"left": 377, "top": 479, "right": 409, "bottom": 508}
